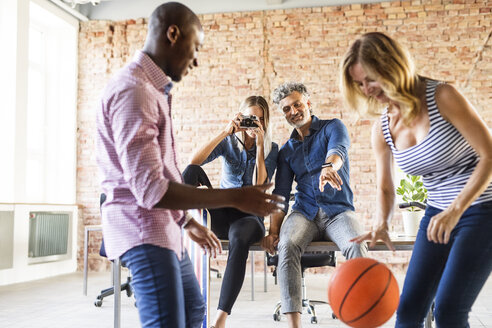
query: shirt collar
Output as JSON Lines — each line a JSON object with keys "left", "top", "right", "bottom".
{"left": 289, "top": 115, "right": 321, "bottom": 140}
{"left": 133, "top": 50, "right": 174, "bottom": 95}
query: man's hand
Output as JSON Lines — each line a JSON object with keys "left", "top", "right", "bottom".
{"left": 350, "top": 224, "right": 395, "bottom": 251}
{"left": 185, "top": 219, "right": 222, "bottom": 258}
{"left": 261, "top": 233, "right": 279, "bottom": 255}
{"left": 319, "top": 166, "right": 343, "bottom": 192}
{"left": 234, "top": 183, "right": 285, "bottom": 217}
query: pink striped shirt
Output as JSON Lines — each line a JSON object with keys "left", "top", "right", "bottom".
{"left": 96, "top": 50, "right": 185, "bottom": 260}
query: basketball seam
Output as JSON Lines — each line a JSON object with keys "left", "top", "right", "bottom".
{"left": 338, "top": 262, "right": 380, "bottom": 322}
{"left": 346, "top": 269, "right": 394, "bottom": 325}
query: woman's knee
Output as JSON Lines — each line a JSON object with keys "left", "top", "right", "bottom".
{"left": 228, "top": 218, "right": 263, "bottom": 247}
{"left": 433, "top": 300, "right": 468, "bottom": 328}
{"left": 395, "top": 297, "right": 423, "bottom": 327}
{"left": 182, "top": 164, "right": 211, "bottom": 187}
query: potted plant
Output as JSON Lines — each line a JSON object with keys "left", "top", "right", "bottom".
{"left": 396, "top": 174, "right": 427, "bottom": 236}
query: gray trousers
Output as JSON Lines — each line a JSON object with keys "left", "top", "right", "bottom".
{"left": 277, "top": 209, "right": 368, "bottom": 313}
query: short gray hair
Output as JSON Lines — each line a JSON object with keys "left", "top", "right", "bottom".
{"left": 271, "top": 82, "right": 310, "bottom": 105}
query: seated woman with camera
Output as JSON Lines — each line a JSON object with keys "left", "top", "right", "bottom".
{"left": 183, "top": 95, "right": 278, "bottom": 328}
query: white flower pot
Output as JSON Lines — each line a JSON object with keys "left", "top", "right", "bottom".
{"left": 402, "top": 210, "right": 424, "bottom": 237}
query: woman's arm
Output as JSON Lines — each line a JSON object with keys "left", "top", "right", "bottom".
{"left": 372, "top": 121, "right": 396, "bottom": 235}
{"left": 352, "top": 121, "right": 396, "bottom": 250}
{"left": 189, "top": 130, "right": 229, "bottom": 165}
{"left": 427, "top": 84, "right": 492, "bottom": 244}
{"left": 190, "top": 114, "right": 241, "bottom": 165}
{"left": 254, "top": 124, "right": 267, "bottom": 185}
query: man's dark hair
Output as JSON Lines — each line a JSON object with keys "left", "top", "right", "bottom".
{"left": 147, "top": 2, "right": 201, "bottom": 39}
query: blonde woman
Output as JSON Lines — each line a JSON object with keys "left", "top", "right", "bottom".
{"left": 183, "top": 95, "right": 278, "bottom": 328}
{"left": 341, "top": 32, "right": 492, "bottom": 328}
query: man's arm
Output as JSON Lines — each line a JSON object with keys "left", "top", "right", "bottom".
{"left": 261, "top": 147, "right": 293, "bottom": 253}
{"left": 155, "top": 181, "right": 285, "bottom": 217}
{"left": 319, "top": 119, "right": 350, "bottom": 192}
{"left": 319, "top": 153, "right": 344, "bottom": 192}
{"left": 261, "top": 210, "right": 286, "bottom": 254}
{"left": 110, "top": 87, "right": 284, "bottom": 217}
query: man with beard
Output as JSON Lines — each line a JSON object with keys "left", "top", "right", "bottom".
{"left": 261, "top": 82, "right": 368, "bottom": 328}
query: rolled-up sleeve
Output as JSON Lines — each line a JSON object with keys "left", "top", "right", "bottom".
{"left": 325, "top": 119, "right": 350, "bottom": 163}
{"left": 202, "top": 137, "right": 228, "bottom": 165}
{"left": 109, "top": 86, "right": 168, "bottom": 210}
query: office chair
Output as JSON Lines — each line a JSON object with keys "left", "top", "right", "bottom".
{"left": 94, "top": 193, "right": 134, "bottom": 307}
{"left": 267, "top": 251, "right": 337, "bottom": 324}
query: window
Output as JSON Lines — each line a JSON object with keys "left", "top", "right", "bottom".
{"left": 0, "top": 0, "right": 18, "bottom": 203}
{"left": 0, "top": 0, "right": 78, "bottom": 204}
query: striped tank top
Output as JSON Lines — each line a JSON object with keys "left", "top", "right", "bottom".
{"left": 381, "top": 79, "right": 492, "bottom": 210}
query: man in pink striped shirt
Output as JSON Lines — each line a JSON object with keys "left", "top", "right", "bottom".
{"left": 96, "top": 3, "right": 284, "bottom": 327}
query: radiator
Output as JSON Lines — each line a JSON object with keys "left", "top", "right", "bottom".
{"left": 28, "top": 212, "right": 70, "bottom": 258}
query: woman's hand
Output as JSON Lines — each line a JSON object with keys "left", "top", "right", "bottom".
{"left": 350, "top": 224, "right": 395, "bottom": 251}
{"left": 252, "top": 123, "right": 265, "bottom": 147}
{"left": 427, "top": 207, "right": 461, "bottom": 244}
{"left": 223, "top": 113, "right": 243, "bottom": 135}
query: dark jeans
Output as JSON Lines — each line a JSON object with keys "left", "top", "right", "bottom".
{"left": 396, "top": 201, "right": 492, "bottom": 328}
{"left": 182, "top": 165, "right": 265, "bottom": 314}
{"left": 121, "top": 245, "right": 205, "bottom": 328}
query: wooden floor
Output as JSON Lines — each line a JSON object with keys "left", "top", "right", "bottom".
{"left": 0, "top": 269, "right": 491, "bottom": 327}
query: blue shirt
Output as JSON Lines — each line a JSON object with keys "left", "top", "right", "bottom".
{"left": 203, "top": 135, "right": 279, "bottom": 189}
{"left": 273, "top": 116, "right": 354, "bottom": 220}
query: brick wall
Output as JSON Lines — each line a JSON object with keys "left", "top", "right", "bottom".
{"left": 77, "top": 0, "right": 492, "bottom": 273}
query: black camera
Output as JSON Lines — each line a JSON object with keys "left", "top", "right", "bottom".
{"left": 239, "top": 115, "right": 259, "bottom": 129}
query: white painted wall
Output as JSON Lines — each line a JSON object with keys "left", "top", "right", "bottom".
{"left": 0, "top": 204, "right": 79, "bottom": 286}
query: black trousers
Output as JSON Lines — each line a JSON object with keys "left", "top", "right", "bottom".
{"left": 182, "top": 165, "right": 265, "bottom": 314}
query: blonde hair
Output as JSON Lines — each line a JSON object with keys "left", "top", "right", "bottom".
{"left": 340, "top": 32, "right": 421, "bottom": 124}
{"left": 237, "top": 95, "right": 273, "bottom": 158}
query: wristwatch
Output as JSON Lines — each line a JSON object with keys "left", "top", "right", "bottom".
{"left": 321, "top": 162, "right": 333, "bottom": 169}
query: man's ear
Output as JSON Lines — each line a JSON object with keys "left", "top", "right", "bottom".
{"left": 166, "top": 24, "right": 180, "bottom": 45}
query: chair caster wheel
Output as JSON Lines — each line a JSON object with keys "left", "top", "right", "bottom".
{"left": 311, "top": 316, "right": 318, "bottom": 324}
{"left": 94, "top": 299, "right": 103, "bottom": 307}
{"left": 126, "top": 288, "right": 133, "bottom": 297}
{"left": 217, "top": 273, "right": 222, "bottom": 278}
{"left": 273, "top": 313, "right": 281, "bottom": 321}
{"left": 332, "top": 312, "right": 337, "bottom": 319}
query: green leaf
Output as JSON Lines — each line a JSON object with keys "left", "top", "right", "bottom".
{"left": 414, "top": 192, "right": 426, "bottom": 202}
{"left": 402, "top": 180, "right": 413, "bottom": 191}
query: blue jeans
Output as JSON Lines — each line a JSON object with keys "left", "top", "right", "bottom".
{"left": 121, "top": 244, "right": 205, "bottom": 328}
{"left": 396, "top": 201, "right": 492, "bottom": 328}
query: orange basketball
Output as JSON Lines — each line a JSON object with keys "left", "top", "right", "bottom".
{"left": 328, "top": 258, "right": 399, "bottom": 328}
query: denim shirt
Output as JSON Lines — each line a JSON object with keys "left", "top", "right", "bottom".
{"left": 273, "top": 116, "right": 354, "bottom": 220}
{"left": 203, "top": 135, "right": 279, "bottom": 189}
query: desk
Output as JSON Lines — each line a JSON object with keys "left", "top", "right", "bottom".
{"left": 220, "top": 236, "right": 416, "bottom": 252}
{"left": 83, "top": 225, "right": 103, "bottom": 296}
{"left": 219, "top": 237, "right": 414, "bottom": 303}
